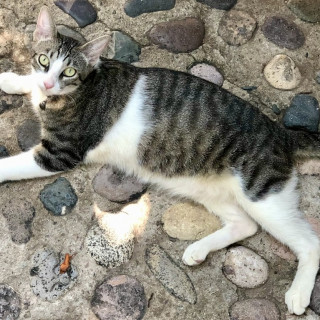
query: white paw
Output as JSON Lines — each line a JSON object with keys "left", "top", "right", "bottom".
{"left": 182, "top": 241, "right": 208, "bottom": 266}
{"left": 0, "top": 72, "right": 30, "bottom": 94}
{"left": 285, "top": 286, "right": 310, "bottom": 315}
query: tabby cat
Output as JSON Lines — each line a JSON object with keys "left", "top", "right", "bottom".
{"left": 0, "top": 6, "right": 319, "bottom": 316}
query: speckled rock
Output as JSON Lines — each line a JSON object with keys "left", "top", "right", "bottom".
{"left": 30, "top": 248, "right": 78, "bottom": 301}
{"left": 147, "top": 18, "right": 205, "bottom": 53}
{"left": 0, "top": 145, "right": 9, "bottom": 158}
{"left": 261, "top": 16, "right": 305, "bottom": 50}
{"left": 287, "top": 0, "right": 320, "bottom": 23}
{"left": 17, "top": 119, "right": 41, "bottom": 151}
{"left": 270, "top": 237, "right": 296, "bottom": 261}
{"left": 263, "top": 54, "right": 301, "bottom": 90}
{"left": 145, "top": 244, "right": 197, "bottom": 304}
{"left": 189, "top": 63, "right": 224, "bottom": 86}
{"left": 0, "top": 284, "right": 21, "bottom": 319}
{"left": 0, "top": 92, "right": 23, "bottom": 115}
{"left": 310, "top": 274, "right": 320, "bottom": 315}
{"left": 196, "top": 0, "right": 237, "bottom": 10}
{"left": 218, "top": 10, "right": 257, "bottom": 46}
{"left": 230, "top": 298, "right": 280, "bottom": 320}
{"left": 1, "top": 199, "right": 35, "bottom": 244}
{"left": 39, "top": 177, "right": 78, "bottom": 216}
{"left": 91, "top": 275, "right": 147, "bottom": 320}
{"left": 124, "top": 0, "right": 176, "bottom": 18}
{"left": 161, "top": 202, "right": 221, "bottom": 240}
{"left": 93, "top": 165, "right": 147, "bottom": 204}
{"left": 223, "top": 246, "right": 269, "bottom": 288}
{"left": 0, "top": 31, "right": 12, "bottom": 57}
{"left": 85, "top": 225, "right": 134, "bottom": 268}
{"left": 283, "top": 94, "right": 320, "bottom": 133}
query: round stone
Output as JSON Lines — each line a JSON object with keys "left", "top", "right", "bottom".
{"left": 218, "top": 10, "right": 257, "bottom": 46}
{"left": 162, "top": 202, "right": 221, "bottom": 240}
{"left": 263, "top": 54, "right": 301, "bottom": 90}
{"left": 17, "top": 119, "right": 41, "bottom": 151}
{"left": 261, "top": 16, "right": 305, "bottom": 50}
{"left": 196, "top": 0, "right": 237, "bottom": 10}
{"left": 189, "top": 63, "right": 224, "bottom": 86}
{"left": 287, "top": 0, "right": 320, "bottom": 23}
{"left": 91, "top": 275, "right": 147, "bottom": 320}
{"left": 0, "top": 284, "right": 21, "bottom": 320}
{"left": 124, "top": 0, "right": 176, "bottom": 18}
{"left": 230, "top": 298, "right": 280, "bottom": 320}
{"left": 223, "top": 246, "right": 269, "bottom": 288}
{"left": 147, "top": 18, "right": 205, "bottom": 53}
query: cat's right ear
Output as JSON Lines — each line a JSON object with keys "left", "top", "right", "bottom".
{"left": 33, "top": 6, "right": 57, "bottom": 42}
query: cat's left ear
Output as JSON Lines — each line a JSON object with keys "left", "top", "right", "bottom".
{"left": 79, "top": 35, "right": 110, "bottom": 67}
{"left": 33, "top": 6, "right": 57, "bottom": 42}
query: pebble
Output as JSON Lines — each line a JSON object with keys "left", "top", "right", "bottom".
{"left": 263, "top": 54, "right": 301, "bottom": 90}
{"left": 283, "top": 94, "right": 320, "bottom": 133}
{"left": 0, "top": 31, "right": 12, "bottom": 57}
{"left": 270, "top": 237, "right": 296, "bottom": 261}
{"left": 161, "top": 202, "right": 221, "bottom": 240}
{"left": 316, "top": 71, "right": 320, "bottom": 84}
{"left": 272, "top": 104, "right": 281, "bottom": 115}
{"left": 0, "top": 93, "right": 23, "bottom": 115}
{"left": 145, "top": 244, "right": 197, "bottom": 304}
{"left": 1, "top": 199, "right": 35, "bottom": 244}
{"left": 91, "top": 275, "right": 147, "bottom": 320}
{"left": 85, "top": 225, "right": 134, "bottom": 268}
{"left": 286, "top": 309, "right": 320, "bottom": 319}
{"left": 310, "top": 274, "right": 320, "bottom": 315}
{"left": 92, "top": 165, "right": 147, "bottom": 204}
{"left": 17, "top": 119, "right": 41, "bottom": 151}
{"left": 218, "top": 10, "right": 257, "bottom": 46}
{"left": 0, "top": 145, "right": 9, "bottom": 158}
{"left": 189, "top": 63, "right": 224, "bottom": 86}
{"left": 147, "top": 18, "right": 205, "bottom": 53}
{"left": 0, "top": 284, "right": 21, "bottom": 320}
{"left": 30, "top": 248, "right": 78, "bottom": 301}
{"left": 230, "top": 298, "right": 280, "bottom": 320}
{"left": 54, "top": 0, "right": 97, "bottom": 27}
{"left": 124, "top": 0, "right": 176, "bottom": 18}
{"left": 107, "top": 31, "right": 141, "bottom": 64}
{"left": 287, "top": 0, "right": 320, "bottom": 23}
{"left": 196, "top": 0, "right": 237, "bottom": 10}
{"left": 262, "top": 16, "right": 305, "bottom": 50}
{"left": 39, "top": 177, "right": 78, "bottom": 216}
{"left": 223, "top": 246, "right": 269, "bottom": 288}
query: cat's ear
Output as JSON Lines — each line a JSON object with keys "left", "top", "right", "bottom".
{"left": 79, "top": 35, "right": 110, "bottom": 67}
{"left": 33, "top": 6, "right": 57, "bottom": 42}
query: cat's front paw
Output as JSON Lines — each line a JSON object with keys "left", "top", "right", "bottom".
{"left": 0, "top": 72, "right": 27, "bottom": 94}
{"left": 285, "top": 285, "right": 310, "bottom": 315}
{"left": 182, "top": 241, "right": 208, "bottom": 266}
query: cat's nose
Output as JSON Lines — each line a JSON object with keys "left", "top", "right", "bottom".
{"left": 44, "top": 80, "right": 54, "bottom": 90}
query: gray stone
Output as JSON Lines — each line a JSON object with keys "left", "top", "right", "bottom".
{"left": 39, "top": 177, "right": 78, "bottom": 216}
{"left": 1, "top": 198, "right": 35, "bottom": 244}
{"left": 0, "top": 284, "right": 21, "bottom": 320}
{"left": 147, "top": 18, "right": 205, "bottom": 53}
{"left": 0, "top": 145, "right": 9, "bottom": 158}
{"left": 283, "top": 94, "right": 320, "bottom": 133}
{"left": 145, "top": 244, "right": 197, "bottom": 304}
{"left": 287, "top": 0, "right": 320, "bottom": 23}
{"left": 310, "top": 274, "right": 320, "bottom": 315}
{"left": 316, "top": 71, "right": 320, "bottom": 84}
{"left": 230, "top": 298, "right": 280, "bottom": 320}
{"left": 218, "top": 10, "right": 257, "bottom": 46}
{"left": 91, "top": 275, "right": 147, "bottom": 320}
{"left": 272, "top": 104, "right": 281, "bottom": 115}
{"left": 17, "top": 119, "right": 41, "bottom": 151}
{"left": 261, "top": 16, "right": 305, "bottom": 50}
{"left": 189, "top": 63, "right": 224, "bottom": 86}
{"left": 124, "top": 0, "right": 176, "bottom": 18}
{"left": 196, "top": 0, "right": 237, "bottom": 10}
{"left": 30, "top": 248, "right": 78, "bottom": 301}
{"left": 0, "top": 92, "right": 23, "bottom": 115}
{"left": 0, "top": 31, "right": 12, "bottom": 57}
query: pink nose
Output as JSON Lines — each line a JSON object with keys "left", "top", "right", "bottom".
{"left": 44, "top": 80, "right": 54, "bottom": 90}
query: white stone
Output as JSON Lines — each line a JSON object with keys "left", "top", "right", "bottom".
{"left": 189, "top": 63, "right": 224, "bottom": 86}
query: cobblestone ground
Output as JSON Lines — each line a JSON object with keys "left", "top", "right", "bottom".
{"left": 1, "top": 0, "right": 320, "bottom": 319}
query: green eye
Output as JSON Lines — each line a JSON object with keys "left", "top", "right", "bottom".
{"left": 63, "top": 67, "right": 77, "bottom": 77}
{"left": 39, "top": 54, "right": 49, "bottom": 67}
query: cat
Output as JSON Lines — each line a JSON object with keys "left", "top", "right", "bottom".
{"left": 0, "top": 6, "right": 319, "bottom": 316}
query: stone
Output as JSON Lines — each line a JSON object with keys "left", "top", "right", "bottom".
{"left": 91, "top": 275, "right": 147, "bottom": 320}
{"left": 92, "top": 165, "right": 147, "bottom": 204}
{"left": 107, "top": 31, "right": 141, "bottom": 64}
{"left": 283, "top": 94, "right": 320, "bottom": 133}
{"left": 145, "top": 244, "right": 197, "bottom": 304}
{"left": 270, "top": 237, "right": 296, "bottom": 261}
{"left": 0, "top": 93, "right": 23, "bottom": 115}
{"left": 54, "top": 0, "right": 97, "bottom": 27}
{"left": 0, "top": 31, "right": 12, "bottom": 57}
{"left": 286, "top": 309, "right": 320, "bottom": 319}
{"left": 1, "top": 199, "right": 35, "bottom": 244}
{"left": 39, "top": 177, "right": 78, "bottom": 216}
{"left": 272, "top": 104, "right": 281, "bottom": 115}
{"left": 316, "top": 71, "right": 320, "bottom": 84}
{"left": 230, "top": 298, "right": 280, "bottom": 320}
{"left": 30, "top": 248, "right": 78, "bottom": 301}
{"left": 287, "top": 0, "right": 320, "bottom": 23}
{"left": 0, "top": 284, "right": 21, "bottom": 319}
{"left": 124, "top": 0, "right": 176, "bottom": 18}
{"left": 263, "top": 54, "right": 301, "bottom": 90}
{"left": 196, "top": 0, "right": 237, "bottom": 10}
{"left": 218, "top": 10, "right": 257, "bottom": 46}
{"left": 189, "top": 63, "right": 224, "bottom": 86}
{"left": 147, "top": 18, "right": 205, "bottom": 53}
{"left": 17, "top": 119, "right": 41, "bottom": 151}
{"left": 223, "top": 246, "right": 269, "bottom": 288}
{"left": 261, "top": 16, "right": 305, "bottom": 50}
{"left": 161, "top": 202, "right": 221, "bottom": 240}
{"left": 0, "top": 145, "right": 9, "bottom": 158}
{"left": 310, "top": 274, "right": 320, "bottom": 315}
{"left": 85, "top": 225, "right": 134, "bottom": 268}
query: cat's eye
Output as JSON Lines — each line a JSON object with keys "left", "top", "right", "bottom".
{"left": 63, "top": 67, "right": 77, "bottom": 77}
{"left": 38, "top": 54, "right": 50, "bottom": 67}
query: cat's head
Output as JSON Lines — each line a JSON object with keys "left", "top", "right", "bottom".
{"left": 32, "top": 6, "right": 109, "bottom": 96}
